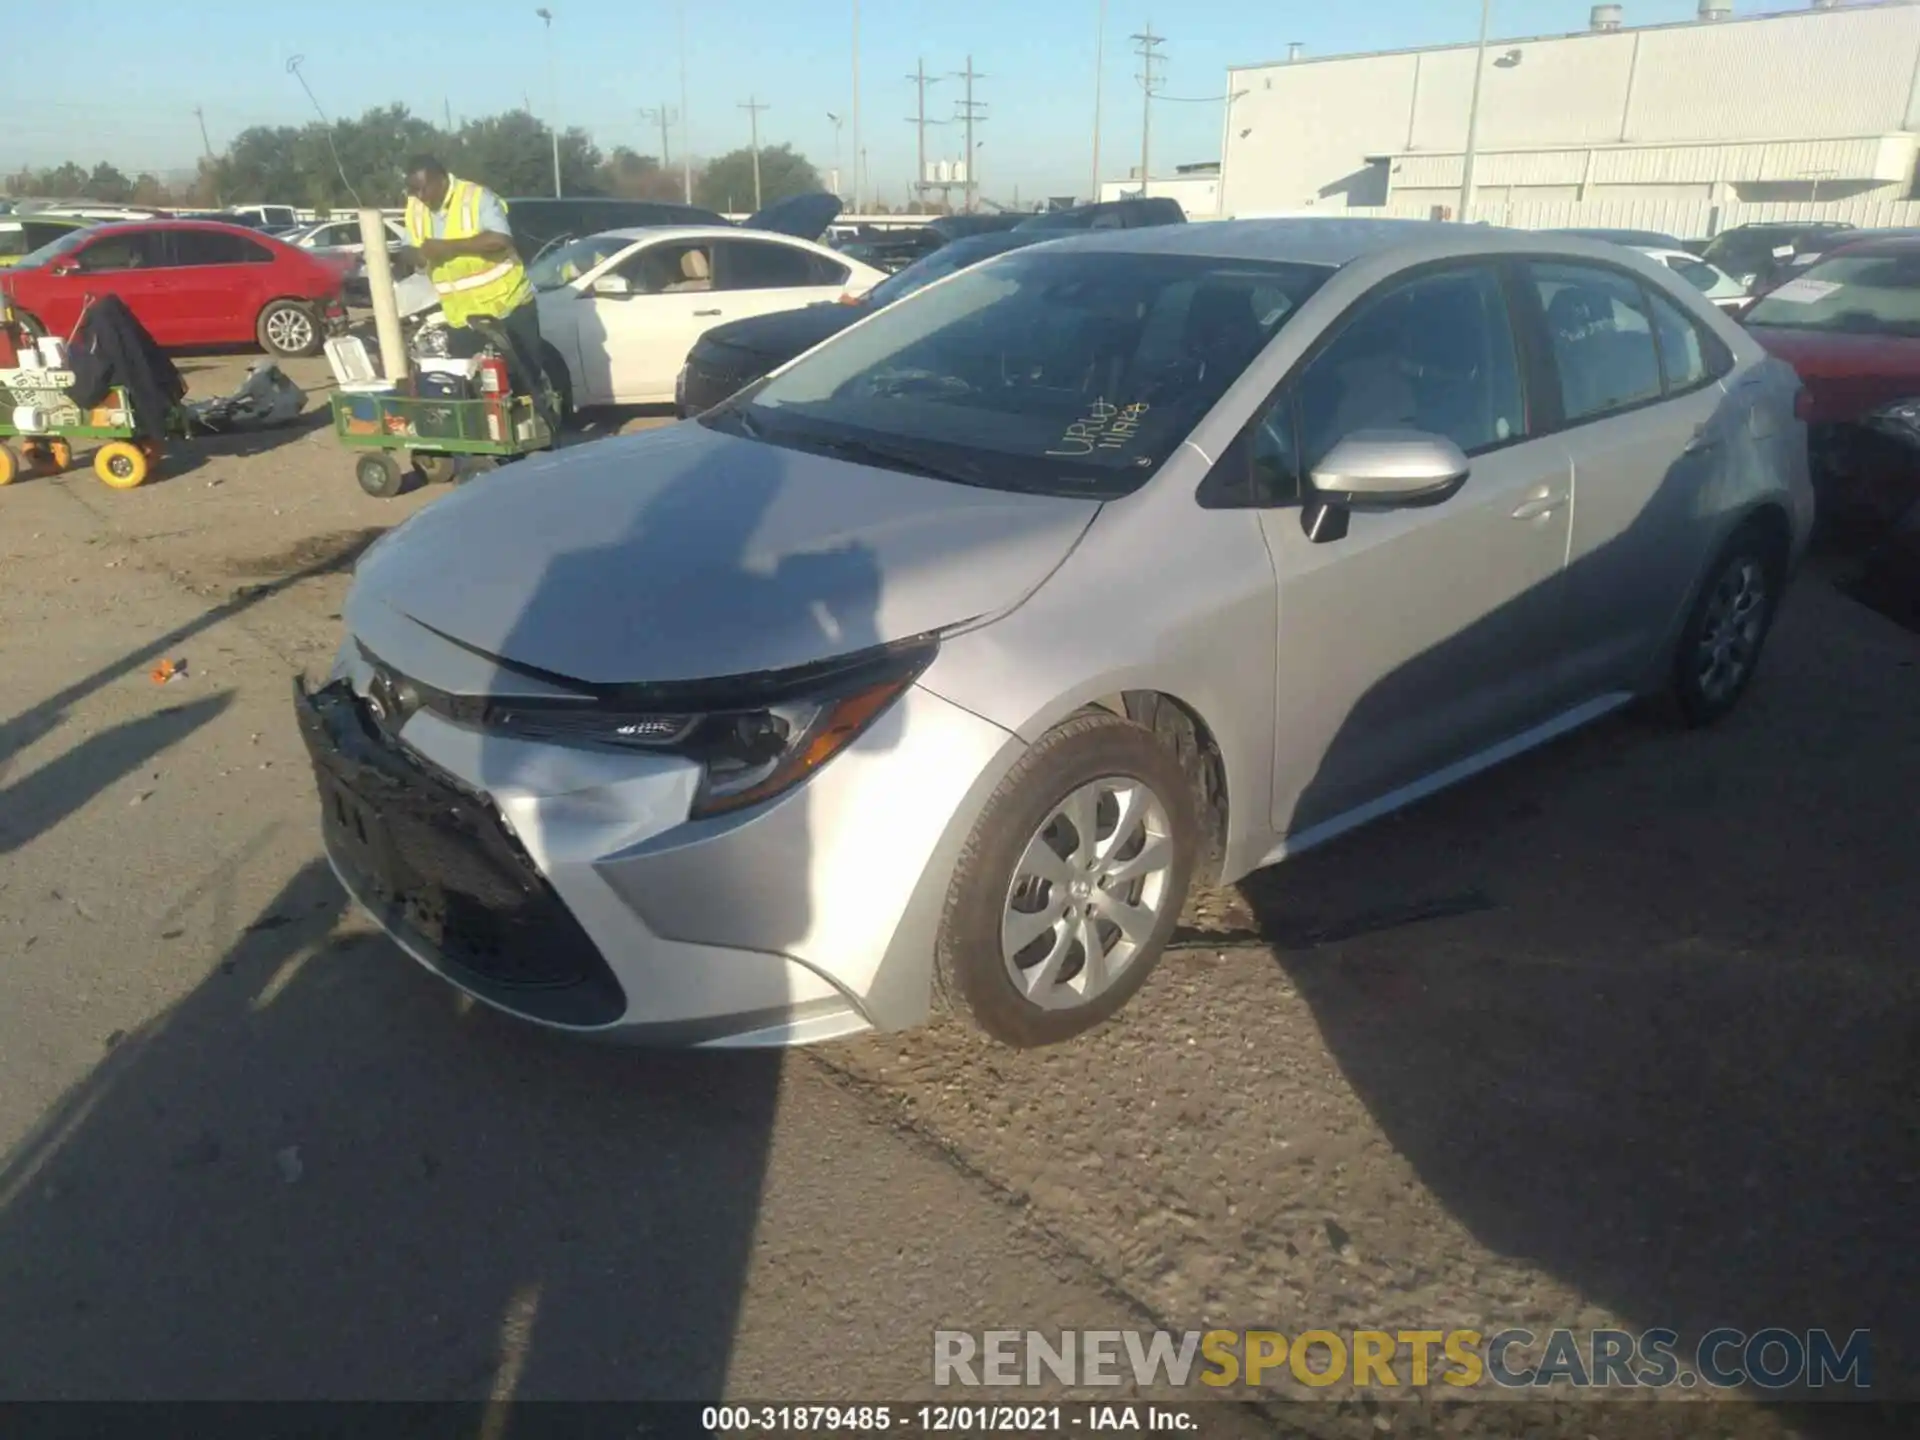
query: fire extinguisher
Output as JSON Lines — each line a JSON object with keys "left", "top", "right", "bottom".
{"left": 476, "top": 354, "right": 510, "bottom": 443}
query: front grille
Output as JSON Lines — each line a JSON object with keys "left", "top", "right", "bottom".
{"left": 295, "top": 677, "right": 625, "bottom": 1027}
{"left": 682, "top": 345, "right": 765, "bottom": 415}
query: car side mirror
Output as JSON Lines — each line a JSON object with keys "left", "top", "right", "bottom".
{"left": 591, "top": 275, "right": 632, "bottom": 298}
{"left": 1301, "top": 429, "right": 1470, "bottom": 543}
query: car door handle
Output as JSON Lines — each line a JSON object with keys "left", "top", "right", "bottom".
{"left": 694, "top": 308, "right": 722, "bottom": 317}
{"left": 1511, "top": 488, "right": 1566, "bottom": 521}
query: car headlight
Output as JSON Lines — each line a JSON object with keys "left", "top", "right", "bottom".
{"left": 478, "top": 640, "right": 935, "bottom": 819}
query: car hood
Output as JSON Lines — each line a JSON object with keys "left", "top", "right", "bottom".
{"left": 697, "top": 303, "right": 865, "bottom": 364}
{"left": 1746, "top": 325, "right": 1920, "bottom": 423}
{"left": 347, "top": 421, "right": 1100, "bottom": 688}
{"left": 739, "top": 193, "right": 842, "bottom": 242}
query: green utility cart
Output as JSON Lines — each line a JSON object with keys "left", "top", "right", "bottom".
{"left": 329, "top": 386, "right": 555, "bottom": 498}
{"left": 0, "top": 374, "right": 180, "bottom": 490}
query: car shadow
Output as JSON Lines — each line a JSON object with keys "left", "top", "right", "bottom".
{"left": 1218, "top": 376, "right": 1918, "bottom": 1419}
{"left": 0, "top": 422, "right": 897, "bottom": 1402}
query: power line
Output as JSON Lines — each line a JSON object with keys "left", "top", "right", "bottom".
{"left": 739, "top": 95, "right": 770, "bottom": 210}
{"left": 952, "top": 55, "right": 987, "bottom": 213}
{"left": 639, "top": 105, "right": 678, "bottom": 167}
{"left": 906, "top": 59, "right": 944, "bottom": 207}
{"left": 285, "top": 55, "right": 362, "bottom": 206}
{"left": 1130, "top": 23, "right": 1166, "bottom": 195}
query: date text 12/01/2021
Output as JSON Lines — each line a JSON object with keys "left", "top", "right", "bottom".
{"left": 701, "top": 1405, "right": 1198, "bottom": 1431}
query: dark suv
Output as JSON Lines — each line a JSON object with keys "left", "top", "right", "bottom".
{"left": 1013, "top": 196, "right": 1187, "bottom": 232}
{"left": 501, "top": 197, "right": 729, "bottom": 262}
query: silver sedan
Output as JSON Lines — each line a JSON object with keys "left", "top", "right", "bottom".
{"left": 297, "top": 218, "right": 1813, "bottom": 1048}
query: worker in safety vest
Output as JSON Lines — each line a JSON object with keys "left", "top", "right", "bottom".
{"left": 399, "top": 155, "right": 554, "bottom": 423}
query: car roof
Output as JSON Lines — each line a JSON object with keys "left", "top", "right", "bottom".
{"left": 1005, "top": 216, "right": 1688, "bottom": 270}
{"left": 1808, "top": 233, "right": 1920, "bottom": 259}
{"left": 591, "top": 224, "right": 816, "bottom": 245}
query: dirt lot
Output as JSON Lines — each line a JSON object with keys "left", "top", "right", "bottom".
{"left": 0, "top": 350, "right": 1915, "bottom": 1437}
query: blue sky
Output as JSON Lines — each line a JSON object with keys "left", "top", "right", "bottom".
{"left": 12, "top": 0, "right": 1721, "bottom": 201}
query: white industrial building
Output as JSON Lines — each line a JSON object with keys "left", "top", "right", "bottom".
{"left": 1219, "top": 0, "right": 1920, "bottom": 235}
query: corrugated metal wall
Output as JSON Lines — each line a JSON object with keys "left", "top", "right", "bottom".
{"left": 1223, "top": 0, "right": 1920, "bottom": 215}
{"left": 1353, "top": 194, "right": 1920, "bottom": 237}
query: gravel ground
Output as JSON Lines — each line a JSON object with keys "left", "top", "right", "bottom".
{"left": 0, "top": 350, "right": 1914, "bottom": 1438}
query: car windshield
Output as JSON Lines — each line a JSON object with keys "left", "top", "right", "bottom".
{"left": 706, "top": 249, "right": 1329, "bottom": 498}
{"left": 11, "top": 226, "right": 93, "bottom": 269}
{"left": 1744, "top": 252, "right": 1920, "bottom": 337}
{"left": 529, "top": 234, "right": 631, "bottom": 291}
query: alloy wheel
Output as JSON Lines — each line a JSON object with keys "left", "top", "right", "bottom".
{"left": 1695, "top": 554, "right": 1768, "bottom": 705}
{"left": 1000, "top": 776, "right": 1175, "bottom": 1011}
{"left": 267, "top": 306, "right": 315, "bottom": 354}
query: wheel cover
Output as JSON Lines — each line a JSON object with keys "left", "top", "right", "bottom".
{"left": 1696, "top": 554, "right": 1768, "bottom": 704}
{"left": 267, "top": 306, "right": 313, "bottom": 351}
{"left": 1000, "top": 775, "right": 1175, "bottom": 1011}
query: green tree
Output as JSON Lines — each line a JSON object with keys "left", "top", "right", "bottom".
{"left": 695, "top": 144, "right": 822, "bottom": 212}
{"left": 85, "top": 163, "right": 133, "bottom": 202}
{"left": 599, "top": 147, "right": 681, "bottom": 201}
{"left": 450, "top": 110, "right": 602, "bottom": 198}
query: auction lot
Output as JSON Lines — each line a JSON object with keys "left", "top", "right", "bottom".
{"left": 0, "top": 351, "right": 1916, "bottom": 1438}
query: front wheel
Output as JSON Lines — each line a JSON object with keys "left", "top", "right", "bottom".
{"left": 257, "top": 299, "right": 322, "bottom": 357}
{"left": 935, "top": 712, "right": 1198, "bottom": 1048}
{"left": 539, "top": 343, "right": 573, "bottom": 430}
{"left": 355, "top": 452, "right": 405, "bottom": 498}
{"left": 1671, "top": 524, "right": 1784, "bottom": 726}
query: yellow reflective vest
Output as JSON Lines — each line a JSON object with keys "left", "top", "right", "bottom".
{"left": 405, "top": 176, "right": 533, "bottom": 327}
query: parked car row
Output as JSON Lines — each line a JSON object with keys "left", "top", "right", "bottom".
{"left": 300, "top": 219, "right": 1813, "bottom": 1052}
{"left": 0, "top": 219, "right": 351, "bottom": 356}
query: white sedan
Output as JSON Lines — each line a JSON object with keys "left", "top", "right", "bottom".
{"left": 1635, "top": 246, "right": 1750, "bottom": 311}
{"left": 526, "top": 226, "right": 886, "bottom": 409}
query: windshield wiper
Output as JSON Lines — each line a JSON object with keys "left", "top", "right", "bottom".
{"left": 803, "top": 433, "right": 987, "bottom": 486}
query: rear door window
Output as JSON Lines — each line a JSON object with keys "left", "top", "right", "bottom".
{"left": 1647, "top": 289, "right": 1728, "bottom": 395}
{"left": 716, "top": 239, "right": 822, "bottom": 290}
{"left": 168, "top": 231, "right": 275, "bottom": 266}
{"left": 1528, "top": 262, "right": 1664, "bottom": 423}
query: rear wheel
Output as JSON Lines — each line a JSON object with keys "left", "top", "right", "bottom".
{"left": 539, "top": 343, "right": 573, "bottom": 429}
{"left": 257, "top": 299, "right": 321, "bottom": 357}
{"left": 1671, "top": 522, "right": 1785, "bottom": 726}
{"left": 935, "top": 712, "right": 1198, "bottom": 1048}
{"left": 412, "top": 451, "right": 459, "bottom": 485}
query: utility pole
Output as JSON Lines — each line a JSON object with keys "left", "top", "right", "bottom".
{"left": 906, "top": 60, "right": 943, "bottom": 211}
{"left": 952, "top": 55, "right": 987, "bottom": 213}
{"left": 740, "top": 96, "right": 770, "bottom": 210}
{"left": 678, "top": 1, "right": 693, "bottom": 203}
{"left": 1458, "top": 0, "right": 1492, "bottom": 221}
{"left": 443, "top": 97, "right": 453, "bottom": 132}
{"left": 851, "top": 0, "right": 863, "bottom": 212}
{"left": 535, "top": 7, "right": 561, "bottom": 197}
{"left": 1131, "top": 24, "right": 1165, "bottom": 199}
{"left": 641, "top": 105, "right": 678, "bottom": 168}
{"left": 1092, "top": 0, "right": 1106, "bottom": 201}
{"left": 193, "top": 106, "right": 220, "bottom": 204}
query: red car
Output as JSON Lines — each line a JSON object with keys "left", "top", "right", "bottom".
{"left": 0, "top": 219, "right": 349, "bottom": 357}
{"left": 1742, "top": 235, "right": 1920, "bottom": 533}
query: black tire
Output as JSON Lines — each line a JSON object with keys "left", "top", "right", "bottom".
{"left": 257, "top": 299, "right": 322, "bottom": 357}
{"left": 354, "top": 452, "right": 405, "bottom": 499}
{"left": 934, "top": 711, "right": 1198, "bottom": 1048}
{"left": 540, "top": 344, "right": 573, "bottom": 429}
{"left": 1670, "top": 521, "right": 1786, "bottom": 727}
{"left": 412, "top": 451, "right": 459, "bottom": 485}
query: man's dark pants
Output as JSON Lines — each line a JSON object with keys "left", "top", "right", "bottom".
{"left": 446, "top": 300, "right": 560, "bottom": 435}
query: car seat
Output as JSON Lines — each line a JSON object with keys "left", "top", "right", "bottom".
{"left": 662, "top": 249, "right": 712, "bottom": 293}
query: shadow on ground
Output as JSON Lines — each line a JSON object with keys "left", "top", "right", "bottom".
{"left": 1236, "top": 585, "right": 1920, "bottom": 1423}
